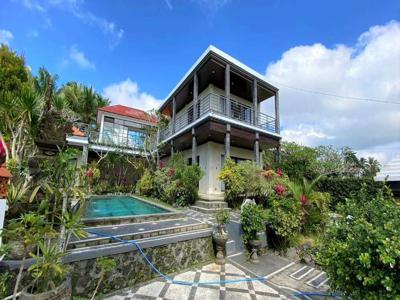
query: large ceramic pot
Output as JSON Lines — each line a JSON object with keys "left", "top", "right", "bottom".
{"left": 248, "top": 239, "right": 262, "bottom": 263}
{"left": 213, "top": 232, "right": 229, "bottom": 265}
{"left": 20, "top": 277, "right": 72, "bottom": 300}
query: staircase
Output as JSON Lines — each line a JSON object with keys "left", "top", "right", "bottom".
{"left": 190, "top": 193, "right": 230, "bottom": 214}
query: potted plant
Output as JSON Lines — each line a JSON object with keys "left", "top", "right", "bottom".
{"left": 240, "top": 204, "right": 266, "bottom": 262}
{"left": 213, "top": 209, "right": 230, "bottom": 265}
{"left": 20, "top": 241, "right": 71, "bottom": 300}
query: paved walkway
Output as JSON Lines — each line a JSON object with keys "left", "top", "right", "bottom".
{"left": 104, "top": 262, "right": 287, "bottom": 300}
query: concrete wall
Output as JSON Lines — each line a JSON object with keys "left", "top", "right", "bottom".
{"left": 179, "top": 141, "right": 254, "bottom": 196}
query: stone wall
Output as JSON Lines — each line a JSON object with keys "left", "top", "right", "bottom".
{"left": 70, "top": 236, "right": 214, "bottom": 297}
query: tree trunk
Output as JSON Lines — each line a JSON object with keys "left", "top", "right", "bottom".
{"left": 0, "top": 132, "right": 9, "bottom": 163}
{"left": 13, "top": 255, "right": 26, "bottom": 300}
{"left": 58, "top": 192, "right": 68, "bottom": 251}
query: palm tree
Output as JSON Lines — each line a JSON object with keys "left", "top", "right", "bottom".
{"left": 34, "top": 67, "right": 59, "bottom": 113}
{"left": 363, "top": 157, "right": 381, "bottom": 178}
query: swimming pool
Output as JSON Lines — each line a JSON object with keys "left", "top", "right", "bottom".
{"left": 84, "top": 196, "right": 169, "bottom": 218}
{"left": 82, "top": 195, "right": 181, "bottom": 226}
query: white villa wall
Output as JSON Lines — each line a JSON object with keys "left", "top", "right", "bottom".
{"left": 178, "top": 141, "right": 254, "bottom": 196}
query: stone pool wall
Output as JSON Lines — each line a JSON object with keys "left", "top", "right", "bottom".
{"left": 69, "top": 236, "right": 214, "bottom": 297}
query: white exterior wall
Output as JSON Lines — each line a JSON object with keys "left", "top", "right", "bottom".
{"left": 178, "top": 141, "right": 254, "bottom": 196}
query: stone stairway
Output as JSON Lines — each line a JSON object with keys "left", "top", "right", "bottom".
{"left": 67, "top": 217, "right": 211, "bottom": 251}
{"left": 190, "top": 193, "right": 230, "bottom": 214}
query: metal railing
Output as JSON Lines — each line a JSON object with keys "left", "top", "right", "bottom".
{"left": 68, "top": 123, "right": 146, "bottom": 151}
{"left": 160, "top": 93, "right": 276, "bottom": 140}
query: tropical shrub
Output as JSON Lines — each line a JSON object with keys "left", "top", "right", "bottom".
{"left": 215, "top": 209, "right": 230, "bottom": 234}
{"left": 264, "top": 192, "right": 302, "bottom": 249}
{"left": 317, "top": 187, "right": 400, "bottom": 299}
{"left": 240, "top": 204, "right": 266, "bottom": 243}
{"left": 136, "top": 154, "right": 203, "bottom": 206}
{"left": 288, "top": 176, "right": 330, "bottom": 234}
{"left": 316, "top": 177, "right": 384, "bottom": 209}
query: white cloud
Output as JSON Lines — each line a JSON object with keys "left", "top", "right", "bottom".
{"left": 264, "top": 20, "right": 400, "bottom": 164}
{"left": 191, "top": 0, "right": 231, "bottom": 18}
{"left": 103, "top": 78, "right": 162, "bottom": 111}
{"left": 64, "top": 45, "right": 95, "bottom": 70}
{"left": 16, "top": 0, "right": 123, "bottom": 47}
{"left": 0, "top": 29, "right": 14, "bottom": 45}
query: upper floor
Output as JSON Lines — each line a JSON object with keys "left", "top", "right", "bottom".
{"left": 67, "top": 105, "right": 156, "bottom": 154}
{"left": 159, "top": 46, "right": 280, "bottom": 143}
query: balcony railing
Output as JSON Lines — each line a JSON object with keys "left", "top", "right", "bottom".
{"left": 160, "top": 93, "right": 276, "bottom": 141}
{"left": 68, "top": 123, "right": 145, "bottom": 151}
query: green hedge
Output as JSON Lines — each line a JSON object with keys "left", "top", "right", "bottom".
{"left": 316, "top": 177, "right": 384, "bottom": 209}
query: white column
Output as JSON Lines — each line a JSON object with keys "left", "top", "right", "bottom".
{"left": 99, "top": 114, "right": 105, "bottom": 143}
{"left": 192, "top": 128, "right": 197, "bottom": 165}
{"left": 253, "top": 79, "right": 258, "bottom": 126}
{"left": 225, "top": 124, "right": 231, "bottom": 159}
{"left": 172, "top": 97, "right": 176, "bottom": 133}
{"left": 0, "top": 199, "right": 7, "bottom": 247}
{"left": 225, "top": 64, "right": 231, "bottom": 117}
{"left": 275, "top": 91, "right": 280, "bottom": 134}
{"left": 81, "top": 145, "right": 89, "bottom": 167}
{"left": 193, "top": 73, "right": 198, "bottom": 120}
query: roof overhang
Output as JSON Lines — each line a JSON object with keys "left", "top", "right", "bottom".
{"left": 159, "top": 45, "right": 278, "bottom": 114}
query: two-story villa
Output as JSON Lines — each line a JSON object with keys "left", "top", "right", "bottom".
{"left": 158, "top": 46, "right": 281, "bottom": 212}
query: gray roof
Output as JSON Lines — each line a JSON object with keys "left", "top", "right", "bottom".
{"left": 375, "top": 153, "right": 400, "bottom": 182}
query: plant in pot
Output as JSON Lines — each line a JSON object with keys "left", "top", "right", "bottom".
{"left": 213, "top": 209, "right": 231, "bottom": 265}
{"left": 240, "top": 204, "right": 266, "bottom": 263}
{"left": 21, "top": 240, "right": 71, "bottom": 300}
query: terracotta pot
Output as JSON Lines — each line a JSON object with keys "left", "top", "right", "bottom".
{"left": 248, "top": 239, "right": 262, "bottom": 263}
{"left": 7, "top": 240, "right": 36, "bottom": 260}
{"left": 20, "top": 277, "right": 71, "bottom": 300}
{"left": 213, "top": 232, "right": 228, "bottom": 265}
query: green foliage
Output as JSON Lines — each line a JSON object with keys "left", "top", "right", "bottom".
{"left": 28, "top": 241, "right": 68, "bottom": 293}
{"left": 240, "top": 204, "right": 266, "bottom": 243}
{"left": 0, "top": 271, "right": 12, "bottom": 298}
{"left": 137, "top": 154, "right": 203, "bottom": 206}
{"left": 91, "top": 257, "right": 117, "bottom": 299}
{"left": 219, "top": 159, "right": 263, "bottom": 207}
{"left": 317, "top": 187, "right": 400, "bottom": 299}
{"left": 316, "top": 177, "right": 384, "bottom": 209}
{"left": 215, "top": 209, "right": 230, "bottom": 227}
{"left": 0, "top": 44, "right": 29, "bottom": 95}
{"left": 264, "top": 142, "right": 319, "bottom": 180}
{"left": 287, "top": 176, "right": 330, "bottom": 235}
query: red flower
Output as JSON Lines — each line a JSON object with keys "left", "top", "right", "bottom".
{"left": 276, "top": 168, "right": 283, "bottom": 177}
{"left": 159, "top": 161, "right": 165, "bottom": 169}
{"left": 167, "top": 167, "right": 175, "bottom": 177}
{"left": 274, "top": 184, "right": 286, "bottom": 196}
{"left": 300, "top": 194, "right": 308, "bottom": 206}
{"left": 85, "top": 169, "right": 94, "bottom": 178}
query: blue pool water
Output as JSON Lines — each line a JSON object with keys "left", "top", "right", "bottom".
{"left": 84, "top": 196, "right": 169, "bottom": 218}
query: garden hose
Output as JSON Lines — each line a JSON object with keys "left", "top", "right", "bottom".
{"left": 85, "top": 229, "right": 341, "bottom": 298}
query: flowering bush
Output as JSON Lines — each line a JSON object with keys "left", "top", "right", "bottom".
{"left": 317, "top": 187, "right": 400, "bottom": 299}
{"left": 136, "top": 154, "right": 203, "bottom": 206}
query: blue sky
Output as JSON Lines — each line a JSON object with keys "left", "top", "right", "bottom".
{"left": 1, "top": 0, "right": 400, "bottom": 162}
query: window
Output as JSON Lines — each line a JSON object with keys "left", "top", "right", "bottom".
{"left": 104, "top": 116, "right": 114, "bottom": 123}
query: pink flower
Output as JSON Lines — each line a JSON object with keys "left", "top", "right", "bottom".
{"left": 159, "top": 161, "right": 165, "bottom": 169}
{"left": 167, "top": 168, "right": 175, "bottom": 177}
{"left": 274, "top": 184, "right": 286, "bottom": 196}
{"left": 276, "top": 168, "right": 283, "bottom": 177}
{"left": 300, "top": 194, "right": 308, "bottom": 206}
{"left": 85, "top": 170, "right": 94, "bottom": 178}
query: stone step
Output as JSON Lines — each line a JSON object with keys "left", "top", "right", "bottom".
{"left": 68, "top": 218, "right": 210, "bottom": 250}
{"left": 190, "top": 205, "right": 230, "bottom": 214}
{"left": 195, "top": 200, "right": 228, "bottom": 209}
{"left": 198, "top": 193, "right": 225, "bottom": 201}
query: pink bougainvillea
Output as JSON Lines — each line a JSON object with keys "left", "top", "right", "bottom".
{"left": 85, "top": 169, "right": 94, "bottom": 178}
{"left": 167, "top": 167, "right": 175, "bottom": 177}
{"left": 274, "top": 184, "right": 286, "bottom": 196}
{"left": 276, "top": 168, "right": 283, "bottom": 177}
{"left": 300, "top": 194, "right": 308, "bottom": 206}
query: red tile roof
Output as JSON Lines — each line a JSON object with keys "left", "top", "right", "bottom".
{"left": 98, "top": 105, "right": 157, "bottom": 123}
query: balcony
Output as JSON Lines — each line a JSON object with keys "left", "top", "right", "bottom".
{"left": 67, "top": 123, "right": 146, "bottom": 153}
{"left": 160, "top": 93, "right": 276, "bottom": 141}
